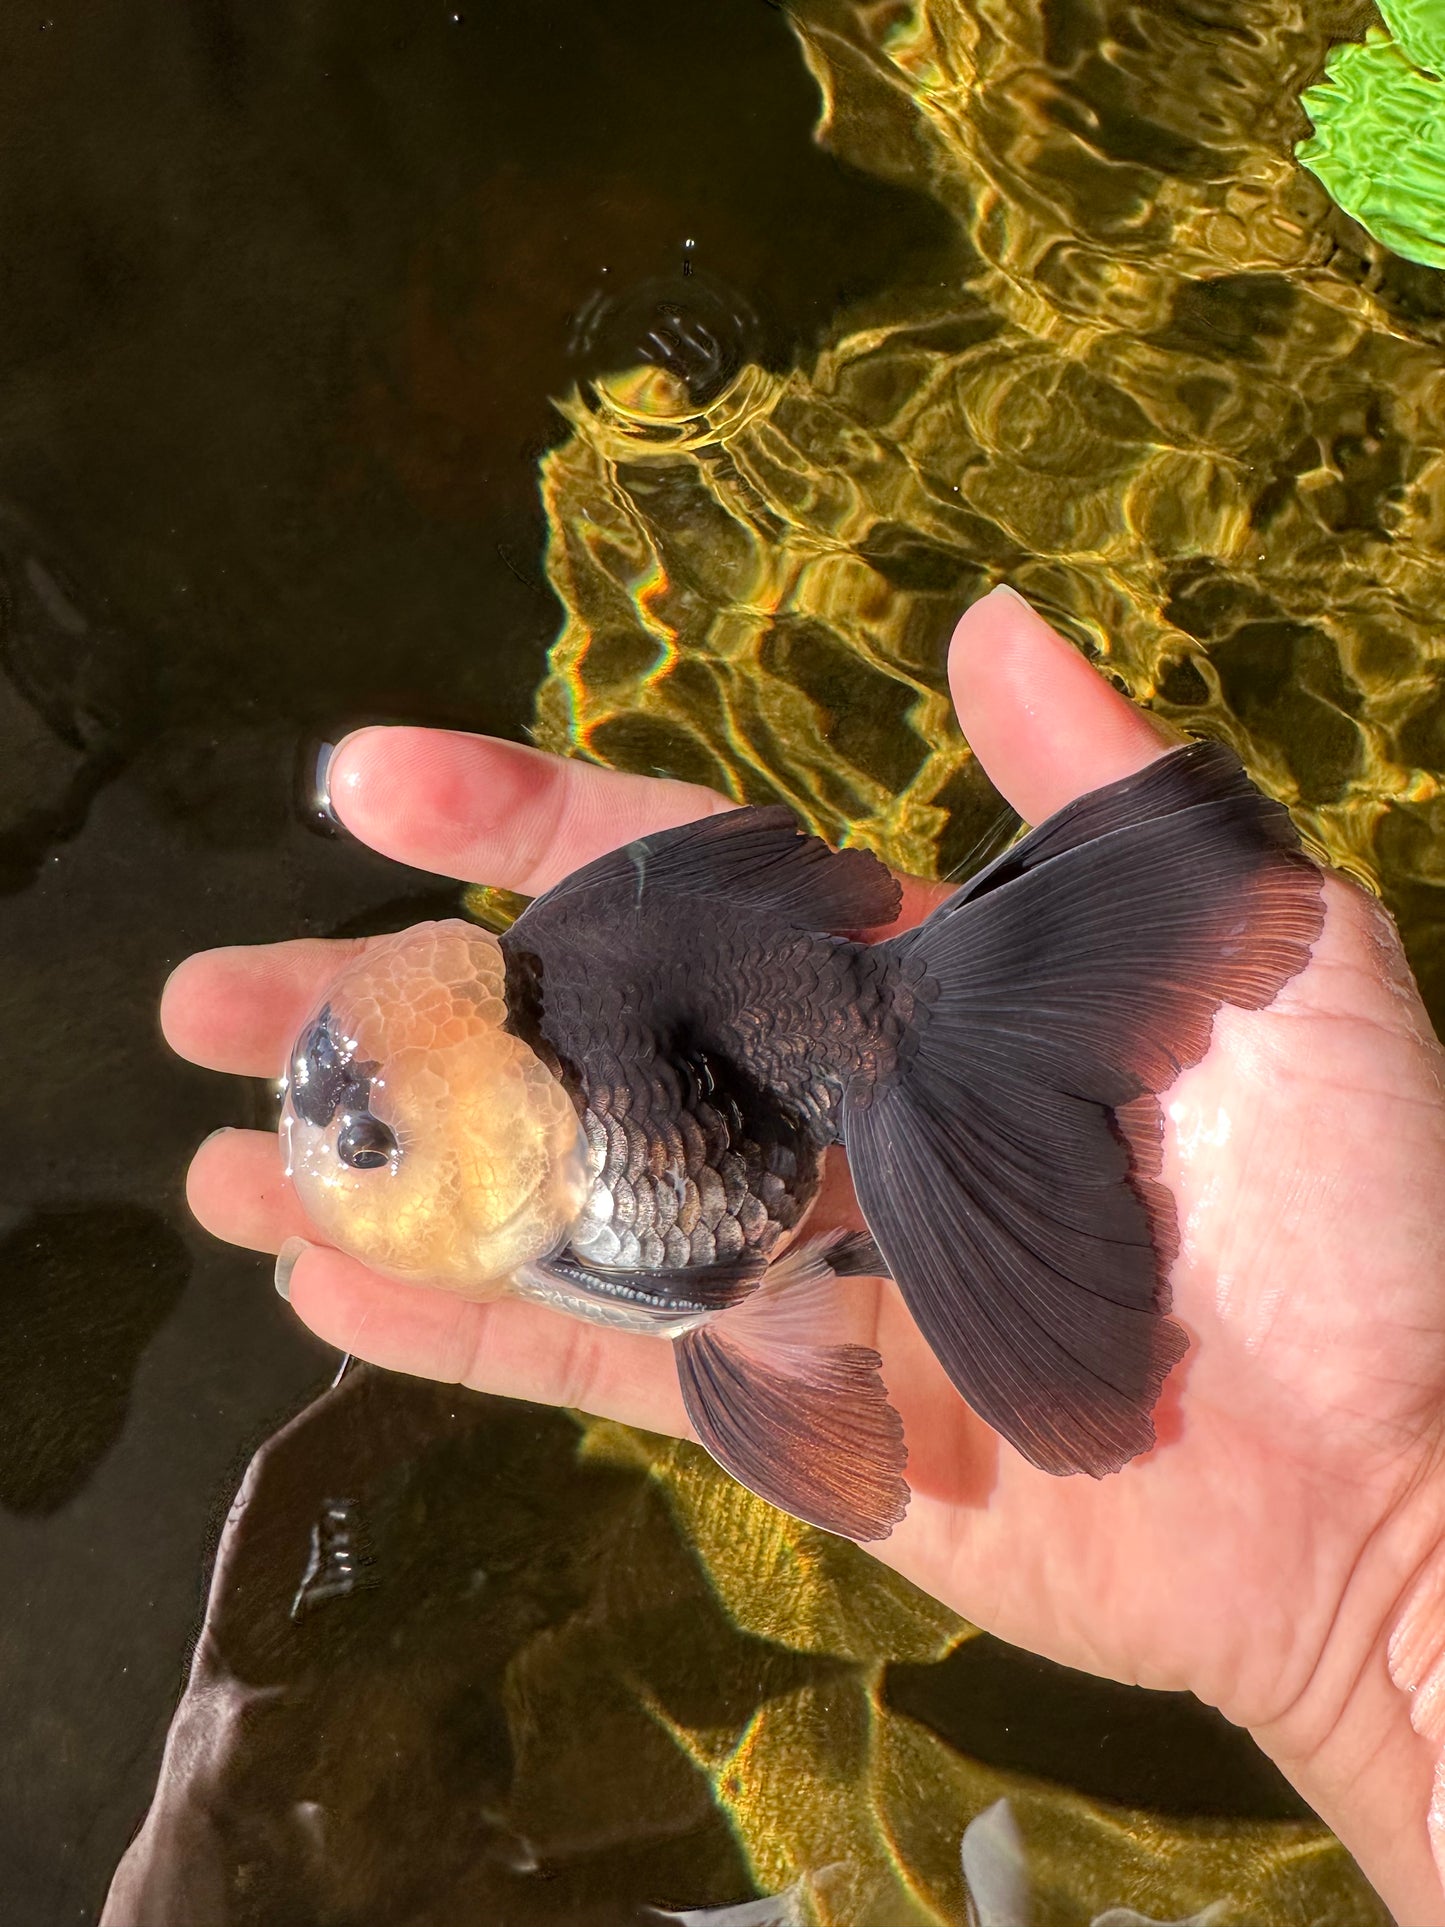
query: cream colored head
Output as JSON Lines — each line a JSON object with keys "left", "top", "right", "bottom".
{"left": 281, "top": 920, "right": 589, "bottom": 1297}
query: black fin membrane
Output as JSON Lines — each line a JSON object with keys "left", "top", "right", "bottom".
{"left": 675, "top": 1231, "right": 908, "bottom": 1542}
{"left": 847, "top": 741, "right": 1323, "bottom": 1478}
{"left": 523, "top": 805, "right": 902, "bottom": 933}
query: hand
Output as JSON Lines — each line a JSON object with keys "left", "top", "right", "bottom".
{"left": 163, "top": 587, "right": 1445, "bottom": 1922}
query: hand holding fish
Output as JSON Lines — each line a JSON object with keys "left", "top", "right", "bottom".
{"left": 164, "top": 587, "right": 1445, "bottom": 1923}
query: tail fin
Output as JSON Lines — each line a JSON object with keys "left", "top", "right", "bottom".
{"left": 844, "top": 741, "right": 1323, "bottom": 1477}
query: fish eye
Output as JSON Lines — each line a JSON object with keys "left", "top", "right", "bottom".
{"left": 336, "top": 1114, "right": 397, "bottom": 1170}
{"left": 290, "top": 1007, "right": 348, "bottom": 1128}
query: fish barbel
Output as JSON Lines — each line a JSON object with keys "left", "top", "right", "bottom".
{"left": 281, "top": 742, "right": 1323, "bottom": 1540}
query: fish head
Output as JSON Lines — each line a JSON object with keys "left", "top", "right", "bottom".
{"left": 280, "top": 920, "right": 589, "bottom": 1297}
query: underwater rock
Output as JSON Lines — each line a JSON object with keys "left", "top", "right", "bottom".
{"left": 650, "top": 1904, "right": 795, "bottom": 1927}
{"left": 1091, "top": 1913, "right": 1229, "bottom": 1927}
{"left": 100, "top": 1370, "right": 754, "bottom": 1926}
{"left": 646, "top": 1876, "right": 818, "bottom": 1925}
{"left": 960, "top": 1798, "right": 1032, "bottom": 1927}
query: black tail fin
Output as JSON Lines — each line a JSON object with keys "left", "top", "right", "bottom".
{"left": 844, "top": 742, "right": 1324, "bottom": 1477}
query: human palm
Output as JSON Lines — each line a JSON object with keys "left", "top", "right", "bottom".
{"left": 164, "top": 589, "right": 1445, "bottom": 1917}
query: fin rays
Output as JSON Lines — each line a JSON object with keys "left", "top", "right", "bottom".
{"left": 848, "top": 742, "right": 1322, "bottom": 1478}
{"left": 522, "top": 805, "right": 902, "bottom": 934}
{"left": 675, "top": 1232, "right": 908, "bottom": 1541}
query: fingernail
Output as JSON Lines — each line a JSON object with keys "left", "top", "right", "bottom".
{"left": 312, "top": 740, "right": 338, "bottom": 816}
{"left": 980, "top": 584, "right": 1186, "bottom": 742}
{"left": 275, "top": 1237, "right": 311, "bottom": 1301}
{"left": 295, "top": 736, "right": 344, "bottom": 837}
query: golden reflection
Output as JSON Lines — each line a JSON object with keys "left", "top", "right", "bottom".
{"left": 562, "top": 359, "right": 788, "bottom": 458}
{"left": 573, "top": 1424, "right": 1387, "bottom": 1926}
{"left": 533, "top": 0, "right": 1445, "bottom": 1018}
{"left": 516, "top": 1, "right": 1444, "bottom": 1916}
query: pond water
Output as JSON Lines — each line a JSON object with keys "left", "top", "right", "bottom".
{"left": 0, "top": 1, "right": 1438, "bottom": 1922}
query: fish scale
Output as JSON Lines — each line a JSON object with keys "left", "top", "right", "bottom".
{"left": 501, "top": 902, "right": 900, "bottom": 1276}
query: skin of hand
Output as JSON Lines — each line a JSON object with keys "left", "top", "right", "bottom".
{"left": 163, "top": 586, "right": 1445, "bottom": 1923}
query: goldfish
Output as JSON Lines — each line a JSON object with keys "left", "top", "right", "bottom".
{"left": 281, "top": 742, "right": 1322, "bottom": 1540}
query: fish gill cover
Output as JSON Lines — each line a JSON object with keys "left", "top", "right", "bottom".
{"left": 462, "top": 0, "right": 1444, "bottom": 1917}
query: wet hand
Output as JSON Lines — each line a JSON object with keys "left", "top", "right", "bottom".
{"left": 162, "top": 587, "right": 1445, "bottom": 1922}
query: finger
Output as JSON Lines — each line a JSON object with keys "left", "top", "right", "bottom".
{"left": 949, "top": 586, "right": 1179, "bottom": 823}
{"left": 282, "top": 1241, "right": 691, "bottom": 1437}
{"left": 187, "top": 1128, "right": 312, "bottom": 1252}
{"left": 326, "top": 727, "right": 735, "bottom": 893}
{"left": 161, "top": 938, "right": 361, "bottom": 1076}
{"left": 329, "top": 726, "right": 956, "bottom": 927}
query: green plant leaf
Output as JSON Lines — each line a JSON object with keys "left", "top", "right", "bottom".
{"left": 1380, "top": 0, "right": 1445, "bottom": 75}
{"left": 1298, "top": 34, "right": 1445, "bottom": 270}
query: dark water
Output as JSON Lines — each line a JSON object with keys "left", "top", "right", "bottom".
{"left": 0, "top": 3, "right": 1315, "bottom": 1922}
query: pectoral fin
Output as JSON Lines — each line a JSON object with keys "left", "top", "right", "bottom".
{"left": 674, "top": 1231, "right": 908, "bottom": 1543}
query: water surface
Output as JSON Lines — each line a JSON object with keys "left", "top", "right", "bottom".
{"left": 0, "top": 1, "right": 1430, "bottom": 1921}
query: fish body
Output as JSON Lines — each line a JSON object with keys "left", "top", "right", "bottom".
{"left": 282, "top": 743, "right": 1323, "bottom": 1540}
{"left": 498, "top": 834, "right": 913, "bottom": 1319}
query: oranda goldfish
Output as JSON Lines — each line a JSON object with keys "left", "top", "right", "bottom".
{"left": 281, "top": 743, "right": 1322, "bottom": 1540}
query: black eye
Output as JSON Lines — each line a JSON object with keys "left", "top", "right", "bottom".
{"left": 337, "top": 1115, "right": 397, "bottom": 1170}
{"left": 290, "top": 1007, "right": 348, "bottom": 1127}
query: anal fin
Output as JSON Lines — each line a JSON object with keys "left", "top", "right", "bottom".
{"left": 674, "top": 1231, "right": 908, "bottom": 1543}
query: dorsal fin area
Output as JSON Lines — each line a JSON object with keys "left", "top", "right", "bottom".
{"left": 520, "top": 806, "right": 902, "bottom": 934}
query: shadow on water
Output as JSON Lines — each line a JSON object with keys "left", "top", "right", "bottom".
{"left": 0, "top": 3, "right": 955, "bottom": 1920}
{"left": 885, "top": 1644, "right": 1310, "bottom": 1825}
{"left": 0, "top": 1206, "right": 189, "bottom": 1517}
{"left": 98, "top": 1370, "right": 760, "bottom": 1927}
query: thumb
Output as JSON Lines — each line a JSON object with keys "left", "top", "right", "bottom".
{"left": 948, "top": 586, "right": 1177, "bottom": 823}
